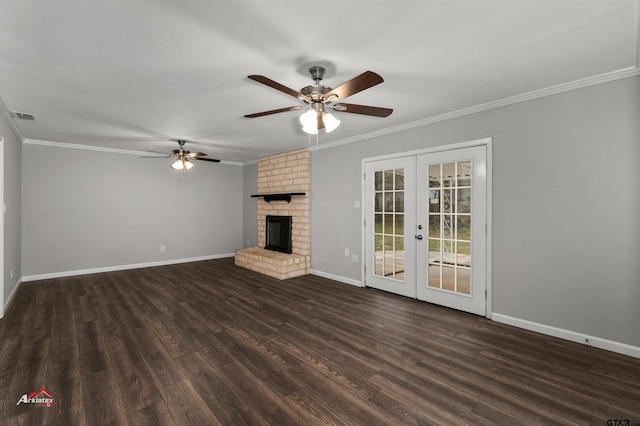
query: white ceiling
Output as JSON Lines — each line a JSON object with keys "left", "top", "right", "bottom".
{"left": 1, "top": 1, "right": 639, "bottom": 163}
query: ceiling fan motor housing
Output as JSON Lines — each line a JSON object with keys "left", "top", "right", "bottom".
{"left": 300, "top": 84, "right": 332, "bottom": 102}
{"left": 303, "top": 67, "right": 340, "bottom": 103}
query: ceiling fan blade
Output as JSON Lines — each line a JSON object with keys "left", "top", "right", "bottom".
{"left": 194, "top": 157, "right": 221, "bottom": 163}
{"left": 244, "top": 105, "right": 302, "bottom": 118}
{"left": 323, "top": 71, "right": 384, "bottom": 101}
{"left": 333, "top": 103, "right": 393, "bottom": 117}
{"left": 143, "top": 150, "right": 171, "bottom": 156}
{"left": 186, "top": 152, "right": 207, "bottom": 158}
{"left": 247, "top": 75, "right": 310, "bottom": 101}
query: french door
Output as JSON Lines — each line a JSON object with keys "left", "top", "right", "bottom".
{"left": 365, "top": 145, "right": 487, "bottom": 316}
{"left": 364, "top": 157, "right": 416, "bottom": 298}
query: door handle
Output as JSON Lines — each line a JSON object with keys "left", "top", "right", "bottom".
{"left": 415, "top": 235, "right": 423, "bottom": 240}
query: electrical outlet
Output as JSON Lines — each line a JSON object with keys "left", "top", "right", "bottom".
{"left": 10, "top": 269, "right": 13, "bottom": 279}
{"left": 353, "top": 200, "right": 360, "bottom": 209}
{"left": 352, "top": 255, "right": 358, "bottom": 263}
{"left": 344, "top": 248, "right": 350, "bottom": 256}
{"left": 160, "top": 245, "right": 166, "bottom": 252}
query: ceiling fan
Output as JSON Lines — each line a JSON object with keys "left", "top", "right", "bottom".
{"left": 146, "top": 139, "right": 221, "bottom": 171}
{"left": 244, "top": 66, "right": 393, "bottom": 134}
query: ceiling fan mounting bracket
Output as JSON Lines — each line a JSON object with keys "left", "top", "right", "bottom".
{"left": 308, "top": 66, "right": 326, "bottom": 84}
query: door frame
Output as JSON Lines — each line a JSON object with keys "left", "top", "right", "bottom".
{"left": 361, "top": 137, "right": 493, "bottom": 319}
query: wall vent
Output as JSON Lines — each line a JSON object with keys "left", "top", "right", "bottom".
{"left": 11, "top": 111, "right": 35, "bottom": 120}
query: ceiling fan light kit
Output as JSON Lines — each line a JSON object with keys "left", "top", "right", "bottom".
{"left": 244, "top": 66, "right": 393, "bottom": 134}
{"left": 170, "top": 158, "right": 193, "bottom": 170}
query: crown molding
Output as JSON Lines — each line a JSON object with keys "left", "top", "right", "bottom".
{"left": 0, "top": 96, "right": 25, "bottom": 142}
{"left": 22, "top": 139, "right": 244, "bottom": 166}
{"left": 314, "top": 66, "right": 640, "bottom": 152}
{"left": 23, "top": 138, "right": 155, "bottom": 156}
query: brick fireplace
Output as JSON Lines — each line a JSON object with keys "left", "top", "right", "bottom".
{"left": 235, "top": 148, "right": 311, "bottom": 279}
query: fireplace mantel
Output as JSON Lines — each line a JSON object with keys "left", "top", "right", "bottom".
{"left": 250, "top": 192, "right": 305, "bottom": 203}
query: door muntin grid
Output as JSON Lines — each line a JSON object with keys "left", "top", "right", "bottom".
{"left": 428, "top": 161, "right": 472, "bottom": 295}
{"left": 374, "top": 168, "right": 405, "bottom": 281}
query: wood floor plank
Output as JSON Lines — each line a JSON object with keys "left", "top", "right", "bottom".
{"left": 1, "top": 257, "right": 639, "bottom": 425}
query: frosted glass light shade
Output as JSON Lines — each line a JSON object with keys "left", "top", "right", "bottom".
{"left": 300, "top": 109, "right": 317, "bottom": 130}
{"left": 322, "top": 112, "right": 340, "bottom": 132}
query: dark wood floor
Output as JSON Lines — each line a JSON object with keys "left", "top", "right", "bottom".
{"left": 1, "top": 258, "right": 639, "bottom": 425}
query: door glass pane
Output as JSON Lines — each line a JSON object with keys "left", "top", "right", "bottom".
{"left": 429, "top": 215, "right": 440, "bottom": 238}
{"left": 395, "top": 169, "right": 404, "bottom": 190}
{"left": 395, "top": 192, "right": 404, "bottom": 212}
{"left": 457, "top": 215, "right": 470, "bottom": 240}
{"left": 395, "top": 215, "right": 404, "bottom": 235}
{"left": 429, "top": 190, "right": 440, "bottom": 213}
{"left": 441, "top": 266, "right": 456, "bottom": 291}
{"left": 384, "top": 192, "right": 393, "bottom": 212}
{"left": 443, "top": 215, "right": 453, "bottom": 239}
{"left": 457, "top": 241, "right": 471, "bottom": 267}
{"left": 384, "top": 214, "right": 393, "bottom": 234}
{"left": 427, "top": 160, "right": 473, "bottom": 295}
{"left": 457, "top": 189, "right": 471, "bottom": 213}
{"left": 375, "top": 171, "right": 383, "bottom": 191}
{"left": 443, "top": 163, "right": 455, "bottom": 187}
{"left": 429, "top": 165, "right": 441, "bottom": 188}
{"left": 428, "top": 264, "right": 440, "bottom": 287}
{"left": 384, "top": 170, "right": 394, "bottom": 190}
{"left": 443, "top": 189, "right": 454, "bottom": 213}
{"left": 375, "top": 234, "right": 383, "bottom": 251}
{"left": 457, "top": 268, "right": 471, "bottom": 294}
{"left": 375, "top": 235, "right": 383, "bottom": 275}
{"left": 375, "top": 193, "right": 382, "bottom": 212}
{"left": 457, "top": 161, "right": 471, "bottom": 186}
{"left": 429, "top": 239, "right": 440, "bottom": 262}
{"left": 374, "top": 168, "right": 405, "bottom": 282}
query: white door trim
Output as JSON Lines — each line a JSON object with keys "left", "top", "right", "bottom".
{"left": 361, "top": 137, "right": 493, "bottom": 318}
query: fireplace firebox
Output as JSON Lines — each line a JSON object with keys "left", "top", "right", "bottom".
{"left": 265, "top": 215, "right": 293, "bottom": 254}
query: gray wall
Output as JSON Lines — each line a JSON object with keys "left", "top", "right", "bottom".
{"left": 305, "top": 76, "right": 640, "bottom": 348}
{"left": 22, "top": 144, "right": 243, "bottom": 276}
{"left": 1, "top": 116, "right": 22, "bottom": 310}
{"left": 242, "top": 162, "right": 258, "bottom": 248}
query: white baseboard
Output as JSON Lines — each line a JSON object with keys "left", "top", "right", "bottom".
{"left": 21, "top": 253, "right": 236, "bottom": 282}
{"left": 1, "top": 278, "right": 22, "bottom": 319}
{"left": 492, "top": 313, "right": 640, "bottom": 359}
{"left": 310, "top": 269, "right": 363, "bottom": 287}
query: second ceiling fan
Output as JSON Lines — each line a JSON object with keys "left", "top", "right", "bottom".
{"left": 244, "top": 66, "right": 393, "bottom": 134}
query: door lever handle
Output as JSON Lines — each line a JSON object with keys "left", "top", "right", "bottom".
{"left": 415, "top": 235, "right": 423, "bottom": 240}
